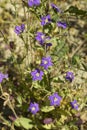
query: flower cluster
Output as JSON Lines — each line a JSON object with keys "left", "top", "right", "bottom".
{"left": 31, "top": 56, "right": 53, "bottom": 81}
{"left": 28, "top": 92, "right": 78, "bottom": 114}
{"left": 13, "top": 0, "right": 79, "bottom": 118}
{"left": 0, "top": 73, "right": 8, "bottom": 83}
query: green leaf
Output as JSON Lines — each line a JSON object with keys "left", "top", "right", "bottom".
{"left": 14, "top": 118, "right": 20, "bottom": 127}
{"left": 14, "top": 117, "right": 33, "bottom": 129}
{"left": 17, "top": 95, "right": 22, "bottom": 105}
{"left": 42, "top": 124, "right": 52, "bottom": 130}
{"left": 48, "top": 37, "right": 57, "bottom": 44}
{"left": 41, "top": 106, "right": 55, "bottom": 113}
{"left": 57, "top": 109, "right": 71, "bottom": 117}
{"left": 32, "top": 82, "right": 41, "bottom": 89}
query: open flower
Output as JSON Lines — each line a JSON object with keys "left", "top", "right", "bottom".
{"left": 40, "top": 56, "right": 53, "bottom": 70}
{"left": 35, "top": 32, "right": 51, "bottom": 45}
{"left": 65, "top": 71, "right": 74, "bottom": 82}
{"left": 14, "top": 24, "right": 25, "bottom": 35}
{"left": 57, "top": 21, "right": 67, "bottom": 29}
{"left": 70, "top": 100, "right": 79, "bottom": 110}
{"left": 28, "top": 0, "right": 40, "bottom": 7}
{"left": 35, "top": 32, "right": 45, "bottom": 45}
{"left": 31, "top": 69, "right": 44, "bottom": 81}
{"left": 49, "top": 93, "right": 62, "bottom": 106}
{"left": 51, "top": 3, "right": 60, "bottom": 12}
{"left": 41, "top": 15, "right": 51, "bottom": 26}
{"left": 28, "top": 102, "right": 39, "bottom": 114}
{"left": 0, "top": 73, "right": 8, "bottom": 83}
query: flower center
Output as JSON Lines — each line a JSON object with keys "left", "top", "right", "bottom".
{"left": 69, "top": 74, "right": 72, "bottom": 78}
{"left": 54, "top": 97, "right": 58, "bottom": 102}
{"left": 45, "top": 18, "right": 48, "bottom": 23}
{"left": 44, "top": 60, "right": 48, "bottom": 64}
{"left": 36, "top": 73, "right": 40, "bottom": 77}
{"left": 74, "top": 103, "right": 77, "bottom": 107}
{"left": 41, "top": 35, "right": 44, "bottom": 40}
{"left": 32, "top": 107, "right": 35, "bottom": 111}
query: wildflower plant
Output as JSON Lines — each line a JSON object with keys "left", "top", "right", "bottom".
{"left": 0, "top": 0, "right": 87, "bottom": 130}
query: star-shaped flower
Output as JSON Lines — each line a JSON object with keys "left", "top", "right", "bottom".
{"left": 40, "top": 56, "right": 53, "bottom": 70}
{"left": 31, "top": 69, "right": 44, "bottom": 81}
{"left": 49, "top": 93, "right": 62, "bottom": 106}
{"left": 28, "top": 102, "right": 39, "bottom": 114}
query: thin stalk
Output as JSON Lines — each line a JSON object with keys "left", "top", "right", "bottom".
{"left": 8, "top": 101, "right": 18, "bottom": 119}
{"left": 0, "top": 84, "right": 18, "bottom": 119}
{"left": 0, "top": 84, "right": 3, "bottom": 94}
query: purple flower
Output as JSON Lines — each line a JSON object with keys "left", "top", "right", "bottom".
{"left": 49, "top": 92, "right": 62, "bottom": 106}
{"left": 28, "top": 102, "right": 39, "bottom": 114}
{"left": 65, "top": 71, "right": 74, "bottom": 82}
{"left": 31, "top": 69, "right": 44, "bottom": 81}
{"left": 0, "top": 73, "right": 8, "bottom": 83}
{"left": 41, "top": 15, "right": 51, "bottom": 26}
{"left": 57, "top": 21, "right": 67, "bottom": 29}
{"left": 21, "top": 24, "right": 25, "bottom": 32}
{"left": 51, "top": 3, "right": 60, "bottom": 12}
{"left": 14, "top": 24, "right": 25, "bottom": 35}
{"left": 28, "top": 0, "right": 40, "bottom": 7}
{"left": 35, "top": 32, "right": 51, "bottom": 45}
{"left": 70, "top": 100, "right": 79, "bottom": 110}
{"left": 40, "top": 56, "right": 53, "bottom": 70}
{"left": 36, "top": 32, "right": 45, "bottom": 45}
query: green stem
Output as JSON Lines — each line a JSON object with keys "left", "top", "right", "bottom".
{"left": 8, "top": 101, "right": 18, "bottom": 119}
